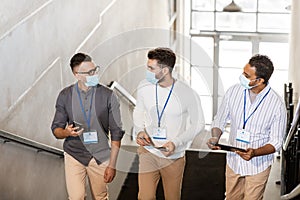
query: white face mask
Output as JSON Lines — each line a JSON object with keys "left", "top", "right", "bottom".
{"left": 85, "top": 75, "right": 99, "bottom": 87}
{"left": 239, "top": 74, "right": 258, "bottom": 89}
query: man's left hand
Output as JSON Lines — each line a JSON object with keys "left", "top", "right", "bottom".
{"left": 236, "top": 148, "right": 255, "bottom": 161}
{"left": 162, "top": 141, "right": 176, "bottom": 157}
{"left": 104, "top": 166, "right": 116, "bottom": 183}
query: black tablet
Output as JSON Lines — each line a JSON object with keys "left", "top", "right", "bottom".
{"left": 215, "top": 143, "right": 246, "bottom": 152}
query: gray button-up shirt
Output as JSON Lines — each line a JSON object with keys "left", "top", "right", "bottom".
{"left": 51, "top": 83, "right": 124, "bottom": 166}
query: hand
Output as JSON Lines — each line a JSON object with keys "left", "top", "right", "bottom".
{"left": 206, "top": 137, "right": 220, "bottom": 150}
{"left": 66, "top": 124, "right": 83, "bottom": 137}
{"left": 236, "top": 148, "right": 255, "bottom": 161}
{"left": 136, "top": 131, "right": 153, "bottom": 146}
{"left": 161, "top": 141, "right": 175, "bottom": 157}
{"left": 104, "top": 166, "right": 116, "bottom": 183}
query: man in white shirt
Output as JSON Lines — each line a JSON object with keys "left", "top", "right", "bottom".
{"left": 207, "top": 54, "right": 287, "bottom": 200}
{"left": 133, "top": 47, "right": 205, "bottom": 200}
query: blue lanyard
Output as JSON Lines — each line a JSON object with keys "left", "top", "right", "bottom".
{"left": 243, "top": 88, "right": 271, "bottom": 129}
{"left": 76, "top": 83, "right": 94, "bottom": 130}
{"left": 156, "top": 80, "right": 175, "bottom": 127}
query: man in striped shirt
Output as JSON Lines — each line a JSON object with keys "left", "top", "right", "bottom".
{"left": 207, "top": 54, "right": 287, "bottom": 200}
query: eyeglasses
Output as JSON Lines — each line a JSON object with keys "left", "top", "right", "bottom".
{"left": 76, "top": 66, "right": 100, "bottom": 76}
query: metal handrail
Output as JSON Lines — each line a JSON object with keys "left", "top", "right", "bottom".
{"left": 281, "top": 184, "right": 300, "bottom": 199}
{"left": 109, "top": 81, "right": 136, "bottom": 106}
{"left": 0, "top": 129, "right": 64, "bottom": 157}
{"left": 283, "top": 98, "right": 300, "bottom": 151}
{"left": 0, "top": 82, "right": 134, "bottom": 158}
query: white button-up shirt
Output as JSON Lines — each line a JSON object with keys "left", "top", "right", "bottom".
{"left": 212, "top": 84, "right": 287, "bottom": 176}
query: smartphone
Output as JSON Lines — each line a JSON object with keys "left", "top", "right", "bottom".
{"left": 72, "top": 121, "right": 84, "bottom": 131}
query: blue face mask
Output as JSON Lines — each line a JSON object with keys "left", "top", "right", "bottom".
{"left": 85, "top": 75, "right": 99, "bottom": 87}
{"left": 146, "top": 70, "right": 159, "bottom": 84}
{"left": 239, "top": 74, "right": 257, "bottom": 89}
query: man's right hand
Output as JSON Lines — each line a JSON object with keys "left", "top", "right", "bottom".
{"left": 66, "top": 124, "right": 83, "bottom": 137}
{"left": 136, "top": 131, "right": 152, "bottom": 146}
{"left": 206, "top": 137, "right": 221, "bottom": 150}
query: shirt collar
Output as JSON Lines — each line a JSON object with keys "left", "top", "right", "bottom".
{"left": 256, "top": 84, "right": 271, "bottom": 99}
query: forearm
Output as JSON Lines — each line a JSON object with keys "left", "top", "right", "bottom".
{"left": 211, "top": 127, "right": 222, "bottom": 139}
{"left": 252, "top": 144, "right": 275, "bottom": 157}
{"left": 53, "top": 127, "right": 69, "bottom": 139}
{"left": 109, "top": 140, "right": 121, "bottom": 168}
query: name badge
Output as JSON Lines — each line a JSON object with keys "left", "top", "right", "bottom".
{"left": 236, "top": 129, "right": 250, "bottom": 144}
{"left": 152, "top": 127, "right": 167, "bottom": 140}
{"left": 83, "top": 131, "right": 98, "bottom": 144}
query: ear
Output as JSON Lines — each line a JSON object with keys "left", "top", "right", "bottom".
{"left": 257, "top": 78, "right": 265, "bottom": 84}
{"left": 162, "top": 67, "right": 170, "bottom": 75}
{"left": 73, "top": 72, "right": 79, "bottom": 79}
{"left": 74, "top": 73, "right": 86, "bottom": 82}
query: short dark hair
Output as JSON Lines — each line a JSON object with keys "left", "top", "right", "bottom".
{"left": 147, "top": 47, "right": 176, "bottom": 72}
{"left": 70, "top": 53, "right": 92, "bottom": 71}
{"left": 248, "top": 54, "right": 274, "bottom": 84}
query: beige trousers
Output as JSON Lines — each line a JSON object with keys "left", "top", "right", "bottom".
{"left": 225, "top": 164, "right": 271, "bottom": 200}
{"left": 64, "top": 153, "right": 108, "bottom": 200}
{"left": 137, "top": 146, "right": 185, "bottom": 200}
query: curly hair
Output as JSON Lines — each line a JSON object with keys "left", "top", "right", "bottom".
{"left": 70, "top": 53, "right": 92, "bottom": 70}
{"left": 147, "top": 47, "right": 176, "bottom": 72}
{"left": 248, "top": 54, "right": 274, "bottom": 84}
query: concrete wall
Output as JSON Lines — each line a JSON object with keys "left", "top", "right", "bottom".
{"left": 0, "top": 138, "right": 66, "bottom": 199}
{"left": 0, "top": 0, "right": 176, "bottom": 199}
{"left": 0, "top": 0, "right": 172, "bottom": 146}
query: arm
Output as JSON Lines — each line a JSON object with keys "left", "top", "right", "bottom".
{"left": 53, "top": 128, "right": 69, "bottom": 139}
{"left": 53, "top": 125, "right": 82, "bottom": 139}
{"left": 133, "top": 84, "right": 150, "bottom": 145}
{"left": 236, "top": 144, "right": 275, "bottom": 161}
{"left": 104, "top": 92, "right": 124, "bottom": 183}
{"left": 51, "top": 90, "right": 83, "bottom": 139}
{"left": 237, "top": 103, "right": 287, "bottom": 161}
{"left": 51, "top": 91, "right": 71, "bottom": 139}
{"left": 104, "top": 140, "right": 121, "bottom": 183}
{"left": 207, "top": 127, "right": 222, "bottom": 150}
{"left": 207, "top": 89, "right": 231, "bottom": 150}
{"left": 171, "top": 90, "right": 205, "bottom": 153}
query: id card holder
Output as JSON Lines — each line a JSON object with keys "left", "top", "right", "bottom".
{"left": 83, "top": 130, "right": 98, "bottom": 144}
{"left": 152, "top": 127, "right": 167, "bottom": 140}
{"left": 236, "top": 129, "right": 250, "bottom": 144}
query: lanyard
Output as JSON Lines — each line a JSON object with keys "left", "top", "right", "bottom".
{"left": 76, "top": 83, "right": 94, "bottom": 130}
{"left": 156, "top": 80, "right": 175, "bottom": 127}
{"left": 243, "top": 88, "right": 271, "bottom": 129}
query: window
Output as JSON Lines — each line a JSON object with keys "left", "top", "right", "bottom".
{"left": 191, "top": 0, "right": 291, "bottom": 33}
{"left": 190, "top": 0, "right": 290, "bottom": 124}
{"left": 169, "top": 0, "right": 177, "bottom": 47}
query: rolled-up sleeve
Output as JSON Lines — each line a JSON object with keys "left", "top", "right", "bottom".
{"left": 109, "top": 92, "right": 125, "bottom": 141}
{"left": 268, "top": 103, "right": 287, "bottom": 151}
{"left": 51, "top": 92, "right": 68, "bottom": 133}
{"left": 211, "top": 89, "right": 231, "bottom": 131}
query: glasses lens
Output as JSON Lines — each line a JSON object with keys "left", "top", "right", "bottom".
{"left": 88, "top": 66, "right": 100, "bottom": 76}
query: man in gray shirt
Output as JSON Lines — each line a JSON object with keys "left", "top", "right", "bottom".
{"left": 51, "top": 53, "right": 124, "bottom": 200}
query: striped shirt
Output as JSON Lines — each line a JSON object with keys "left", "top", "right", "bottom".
{"left": 212, "top": 84, "right": 287, "bottom": 176}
